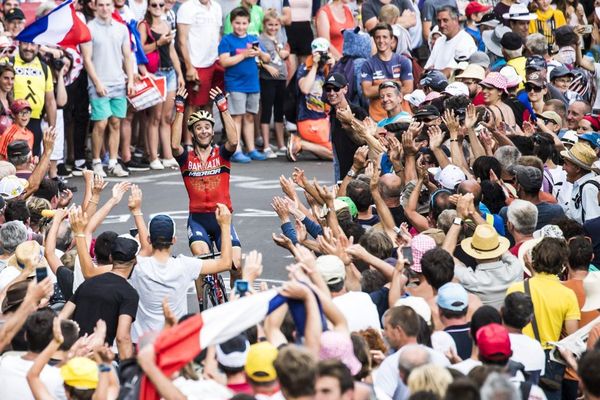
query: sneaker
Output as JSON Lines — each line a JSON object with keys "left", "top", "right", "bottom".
{"left": 57, "top": 163, "right": 72, "bottom": 178}
{"left": 231, "top": 151, "right": 252, "bottom": 163}
{"left": 247, "top": 149, "right": 267, "bottom": 161}
{"left": 72, "top": 162, "right": 92, "bottom": 176}
{"left": 286, "top": 135, "right": 302, "bottom": 162}
{"left": 285, "top": 121, "right": 297, "bottom": 132}
{"left": 276, "top": 147, "right": 287, "bottom": 157}
{"left": 149, "top": 159, "right": 165, "bottom": 170}
{"left": 161, "top": 158, "right": 179, "bottom": 168}
{"left": 125, "top": 159, "right": 150, "bottom": 171}
{"left": 263, "top": 147, "right": 277, "bottom": 159}
{"left": 109, "top": 163, "right": 129, "bottom": 177}
{"left": 93, "top": 162, "right": 106, "bottom": 178}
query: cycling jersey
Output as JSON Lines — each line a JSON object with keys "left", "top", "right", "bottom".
{"left": 175, "top": 145, "right": 234, "bottom": 213}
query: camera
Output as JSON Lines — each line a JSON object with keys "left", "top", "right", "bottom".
{"left": 43, "top": 52, "right": 65, "bottom": 71}
{"left": 316, "top": 51, "right": 329, "bottom": 66}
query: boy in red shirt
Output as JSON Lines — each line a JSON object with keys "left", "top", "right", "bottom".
{"left": 0, "top": 99, "right": 34, "bottom": 159}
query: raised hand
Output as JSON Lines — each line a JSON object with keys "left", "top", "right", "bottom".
{"left": 427, "top": 125, "right": 444, "bottom": 149}
{"left": 242, "top": 250, "right": 263, "bottom": 283}
{"left": 69, "top": 206, "right": 88, "bottom": 235}
{"left": 42, "top": 126, "right": 57, "bottom": 154}
{"left": 442, "top": 109, "right": 460, "bottom": 136}
{"left": 162, "top": 299, "right": 177, "bottom": 329}
{"left": 209, "top": 87, "right": 228, "bottom": 112}
{"left": 279, "top": 175, "right": 298, "bottom": 202}
{"left": 111, "top": 181, "right": 131, "bottom": 203}
{"left": 271, "top": 196, "right": 290, "bottom": 222}
{"left": 402, "top": 131, "right": 418, "bottom": 156}
{"left": 407, "top": 121, "right": 423, "bottom": 138}
{"left": 128, "top": 184, "right": 143, "bottom": 213}
{"left": 175, "top": 86, "right": 188, "bottom": 113}
{"left": 352, "top": 145, "right": 369, "bottom": 171}
{"left": 463, "top": 103, "right": 477, "bottom": 130}
{"left": 272, "top": 232, "right": 294, "bottom": 251}
{"left": 291, "top": 167, "right": 307, "bottom": 188}
{"left": 92, "top": 174, "right": 108, "bottom": 196}
{"left": 215, "top": 203, "right": 232, "bottom": 226}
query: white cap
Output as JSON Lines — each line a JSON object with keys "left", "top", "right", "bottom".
{"left": 394, "top": 296, "right": 432, "bottom": 324}
{"left": 311, "top": 37, "right": 330, "bottom": 53}
{"left": 443, "top": 82, "right": 469, "bottom": 97}
{"left": 316, "top": 255, "right": 345, "bottom": 285}
{"left": 405, "top": 89, "right": 426, "bottom": 107}
{"left": 436, "top": 164, "right": 467, "bottom": 191}
{"left": 499, "top": 66, "right": 522, "bottom": 88}
{"left": 0, "top": 175, "right": 28, "bottom": 200}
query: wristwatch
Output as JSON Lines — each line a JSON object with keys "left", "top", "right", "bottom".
{"left": 453, "top": 217, "right": 463, "bottom": 226}
{"left": 347, "top": 169, "right": 357, "bottom": 178}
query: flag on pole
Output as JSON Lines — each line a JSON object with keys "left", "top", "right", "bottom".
{"left": 15, "top": 0, "right": 91, "bottom": 47}
{"left": 139, "top": 289, "right": 326, "bottom": 400}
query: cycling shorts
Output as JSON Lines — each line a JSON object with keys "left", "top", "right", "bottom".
{"left": 187, "top": 212, "right": 241, "bottom": 248}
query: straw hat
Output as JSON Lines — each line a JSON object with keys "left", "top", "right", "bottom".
{"left": 560, "top": 141, "right": 598, "bottom": 171}
{"left": 460, "top": 224, "right": 510, "bottom": 260}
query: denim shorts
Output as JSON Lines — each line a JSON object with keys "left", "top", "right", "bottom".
{"left": 155, "top": 68, "right": 177, "bottom": 92}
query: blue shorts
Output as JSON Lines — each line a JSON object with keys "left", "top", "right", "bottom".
{"left": 155, "top": 68, "right": 177, "bottom": 92}
{"left": 187, "top": 212, "right": 241, "bottom": 248}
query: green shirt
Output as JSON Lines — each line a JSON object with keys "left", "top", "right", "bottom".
{"left": 223, "top": 5, "right": 264, "bottom": 36}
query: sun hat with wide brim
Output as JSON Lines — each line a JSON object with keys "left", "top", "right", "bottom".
{"left": 502, "top": 3, "right": 537, "bottom": 21}
{"left": 582, "top": 271, "right": 600, "bottom": 312}
{"left": 560, "top": 141, "right": 598, "bottom": 171}
{"left": 482, "top": 25, "right": 512, "bottom": 57}
{"left": 461, "top": 224, "right": 510, "bottom": 260}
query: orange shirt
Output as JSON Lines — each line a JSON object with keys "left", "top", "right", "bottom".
{"left": 0, "top": 124, "right": 34, "bottom": 159}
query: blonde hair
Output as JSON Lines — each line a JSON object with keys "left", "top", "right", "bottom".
{"left": 378, "top": 4, "right": 400, "bottom": 25}
{"left": 263, "top": 9, "right": 280, "bottom": 25}
{"left": 407, "top": 364, "right": 453, "bottom": 398}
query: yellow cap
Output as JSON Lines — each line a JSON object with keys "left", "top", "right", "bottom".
{"left": 244, "top": 341, "right": 278, "bottom": 383}
{"left": 60, "top": 357, "right": 99, "bottom": 389}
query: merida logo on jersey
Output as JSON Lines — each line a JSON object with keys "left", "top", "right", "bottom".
{"left": 14, "top": 66, "right": 44, "bottom": 77}
{"left": 189, "top": 168, "right": 221, "bottom": 177}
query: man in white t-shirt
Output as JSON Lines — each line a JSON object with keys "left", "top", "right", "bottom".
{"left": 177, "top": 0, "right": 223, "bottom": 140}
{"left": 502, "top": 292, "right": 546, "bottom": 380}
{"left": 424, "top": 5, "right": 476, "bottom": 76}
{"left": 374, "top": 306, "right": 450, "bottom": 399}
{"left": 0, "top": 309, "right": 66, "bottom": 400}
{"left": 315, "top": 255, "right": 380, "bottom": 332}
{"left": 129, "top": 205, "right": 233, "bottom": 342}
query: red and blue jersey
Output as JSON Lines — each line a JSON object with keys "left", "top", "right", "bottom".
{"left": 175, "top": 145, "right": 234, "bottom": 213}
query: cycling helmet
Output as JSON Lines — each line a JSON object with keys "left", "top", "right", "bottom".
{"left": 187, "top": 110, "right": 215, "bottom": 130}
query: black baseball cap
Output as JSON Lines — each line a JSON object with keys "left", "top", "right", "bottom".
{"left": 549, "top": 65, "right": 574, "bottom": 80}
{"left": 324, "top": 73, "right": 348, "bottom": 89}
{"left": 526, "top": 55, "right": 547, "bottom": 71}
{"left": 149, "top": 214, "right": 176, "bottom": 244}
{"left": 414, "top": 104, "right": 441, "bottom": 118}
{"left": 5, "top": 8, "right": 25, "bottom": 22}
{"left": 110, "top": 235, "right": 140, "bottom": 263}
{"left": 7, "top": 140, "right": 30, "bottom": 158}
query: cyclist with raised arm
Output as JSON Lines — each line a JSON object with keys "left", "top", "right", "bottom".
{"left": 171, "top": 86, "right": 242, "bottom": 272}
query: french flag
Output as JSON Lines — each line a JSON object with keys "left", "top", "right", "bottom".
{"left": 15, "top": 0, "right": 91, "bottom": 47}
{"left": 140, "top": 289, "right": 326, "bottom": 400}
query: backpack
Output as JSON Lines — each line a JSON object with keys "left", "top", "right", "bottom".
{"left": 573, "top": 178, "right": 600, "bottom": 221}
{"left": 330, "top": 27, "right": 371, "bottom": 108}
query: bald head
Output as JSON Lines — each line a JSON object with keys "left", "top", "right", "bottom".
{"left": 378, "top": 173, "right": 402, "bottom": 201}
{"left": 458, "top": 180, "right": 482, "bottom": 206}
{"left": 567, "top": 101, "right": 592, "bottom": 130}
{"left": 398, "top": 344, "right": 431, "bottom": 383}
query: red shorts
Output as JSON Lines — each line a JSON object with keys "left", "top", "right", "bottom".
{"left": 186, "top": 61, "right": 224, "bottom": 107}
{"left": 297, "top": 118, "right": 331, "bottom": 150}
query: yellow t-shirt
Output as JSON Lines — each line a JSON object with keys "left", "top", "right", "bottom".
{"left": 11, "top": 55, "right": 54, "bottom": 119}
{"left": 528, "top": 8, "right": 566, "bottom": 45}
{"left": 507, "top": 273, "right": 580, "bottom": 349}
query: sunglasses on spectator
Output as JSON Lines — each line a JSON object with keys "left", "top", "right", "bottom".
{"left": 525, "top": 84, "right": 544, "bottom": 93}
{"left": 150, "top": 3, "right": 165, "bottom": 7}
{"left": 416, "top": 116, "right": 437, "bottom": 123}
{"left": 324, "top": 86, "right": 341, "bottom": 93}
{"left": 379, "top": 80, "right": 401, "bottom": 90}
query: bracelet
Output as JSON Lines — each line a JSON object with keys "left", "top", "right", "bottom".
{"left": 87, "top": 200, "right": 98, "bottom": 205}
{"left": 450, "top": 138, "right": 458, "bottom": 142}
{"left": 74, "top": 233, "right": 85, "bottom": 238}
{"left": 133, "top": 212, "right": 143, "bottom": 216}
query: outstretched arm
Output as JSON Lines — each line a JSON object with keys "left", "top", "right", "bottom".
{"left": 200, "top": 204, "right": 233, "bottom": 274}
{"left": 45, "top": 209, "right": 68, "bottom": 275}
{"left": 25, "top": 127, "right": 56, "bottom": 198}
{"left": 210, "top": 88, "right": 238, "bottom": 152}
{"left": 26, "top": 318, "right": 64, "bottom": 400}
{"left": 128, "top": 184, "right": 152, "bottom": 257}
{"left": 171, "top": 87, "right": 188, "bottom": 157}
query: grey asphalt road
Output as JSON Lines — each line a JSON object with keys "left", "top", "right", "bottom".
{"left": 69, "top": 156, "right": 333, "bottom": 281}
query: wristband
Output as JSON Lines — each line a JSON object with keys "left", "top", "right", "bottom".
{"left": 75, "top": 233, "right": 85, "bottom": 238}
{"left": 133, "top": 212, "right": 143, "bottom": 216}
{"left": 98, "top": 364, "right": 111, "bottom": 373}
{"left": 213, "top": 92, "right": 228, "bottom": 112}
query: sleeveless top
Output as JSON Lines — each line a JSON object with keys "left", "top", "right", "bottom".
{"left": 319, "top": 4, "right": 355, "bottom": 54}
